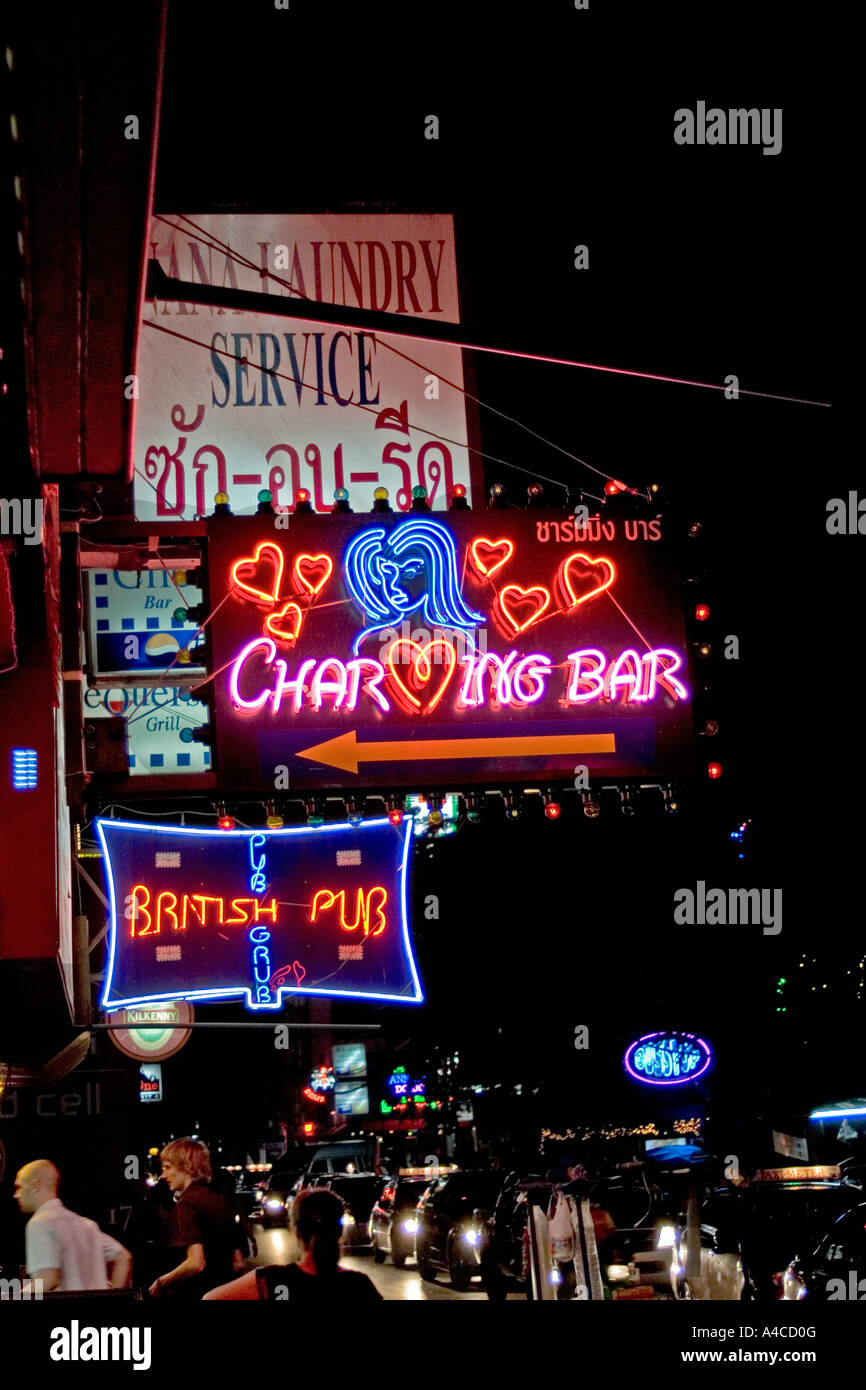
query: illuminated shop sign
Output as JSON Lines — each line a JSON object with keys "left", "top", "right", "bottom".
{"left": 86, "top": 570, "right": 205, "bottom": 679}
{"left": 624, "top": 1032, "right": 712, "bottom": 1087}
{"left": 333, "top": 1042, "right": 367, "bottom": 1078}
{"left": 134, "top": 212, "right": 476, "bottom": 521}
{"left": 381, "top": 1066, "right": 436, "bottom": 1116}
{"left": 83, "top": 685, "right": 210, "bottom": 775}
{"left": 335, "top": 1083, "right": 369, "bottom": 1116}
{"left": 387, "top": 1066, "right": 425, "bottom": 1097}
{"left": 96, "top": 818, "right": 420, "bottom": 1012}
{"left": 309, "top": 1065, "right": 335, "bottom": 1093}
{"left": 139, "top": 1064, "right": 163, "bottom": 1104}
{"left": 207, "top": 510, "right": 692, "bottom": 790}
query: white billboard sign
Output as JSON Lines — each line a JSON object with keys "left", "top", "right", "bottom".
{"left": 134, "top": 213, "right": 473, "bottom": 520}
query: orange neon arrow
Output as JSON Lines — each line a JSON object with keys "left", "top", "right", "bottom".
{"left": 296, "top": 730, "right": 616, "bottom": 775}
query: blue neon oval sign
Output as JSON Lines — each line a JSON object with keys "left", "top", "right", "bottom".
{"left": 624, "top": 1032, "right": 711, "bottom": 1086}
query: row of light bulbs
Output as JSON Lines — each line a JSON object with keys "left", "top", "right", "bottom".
{"left": 206, "top": 479, "right": 666, "bottom": 517}
{"left": 210, "top": 783, "right": 688, "bottom": 832}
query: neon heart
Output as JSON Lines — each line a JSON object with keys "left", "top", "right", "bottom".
{"left": 385, "top": 638, "right": 457, "bottom": 713}
{"left": 498, "top": 584, "right": 551, "bottom": 634}
{"left": 265, "top": 602, "right": 304, "bottom": 646}
{"left": 470, "top": 537, "right": 514, "bottom": 579}
{"left": 559, "top": 552, "right": 615, "bottom": 609}
{"left": 293, "top": 552, "right": 333, "bottom": 597}
{"left": 231, "top": 542, "right": 285, "bottom": 605}
{"left": 292, "top": 960, "right": 306, "bottom": 985}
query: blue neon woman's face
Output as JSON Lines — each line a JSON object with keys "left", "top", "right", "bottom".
{"left": 377, "top": 553, "right": 428, "bottom": 613}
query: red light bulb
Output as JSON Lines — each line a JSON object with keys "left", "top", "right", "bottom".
{"left": 296, "top": 488, "right": 310, "bottom": 502}
{"left": 452, "top": 484, "right": 466, "bottom": 498}
{"left": 218, "top": 814, "right": 235, "bottom": 830}
{"left": 388, "top": 809, "right": 404, "bottom": 826}
{"left": 544, "top": 801, "right": 561, "bottom": 820}
{"left": 708, "top": 763, "right": 723, "bottom": 780}
{"left": 695, "top": 604, "right": 710, "bottom": 621}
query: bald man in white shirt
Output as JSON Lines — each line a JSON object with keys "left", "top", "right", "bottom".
{"left": 14, "top": 1160, "right": 132, "bottom": 1293}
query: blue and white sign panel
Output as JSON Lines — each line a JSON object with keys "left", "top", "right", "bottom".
{"left": 86, "top": 570, "right": 206, "bottom": 679}
{"left": 83, "top": 684, "right": 210, "bottom": 775}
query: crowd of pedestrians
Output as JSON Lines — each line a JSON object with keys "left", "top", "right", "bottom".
{"left": 8, "top": 1138, "right": 379, "bottom": 1301}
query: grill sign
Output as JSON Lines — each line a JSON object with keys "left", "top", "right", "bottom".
{"left": 207, "top": 509, "right": 693, "bottom": 791}
{"left": 624, "top": 1032, "right": 712, "bottom": 1086}
{"left": 97, "top": 818, "right": 420, "bottom": 1012}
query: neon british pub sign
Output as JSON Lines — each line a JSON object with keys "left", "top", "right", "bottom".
{"left": 96, "top": 818, "right": 421, "bottom": 1012}
{"left": 624, "top": 1032, "right": 712, "bottom": 1086}
{"left": 206, "top": 509, "right": 693, "bottom": 790}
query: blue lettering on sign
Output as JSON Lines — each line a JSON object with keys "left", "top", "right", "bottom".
{"left": 624, "top": 1032, "right": 711, "bottom": 1086}
{"left": 247, "top": 834, "right": 274, "bottom": 1006}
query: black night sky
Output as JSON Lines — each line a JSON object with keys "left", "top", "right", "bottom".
{"left": 141, "top": 1, "right": 848, "bottom": 1134}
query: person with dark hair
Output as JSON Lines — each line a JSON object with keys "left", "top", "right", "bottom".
{"left": 204, "top": 1188, "right": 383, "bottom": 1301}
{"left": 148, "top": 1139, "right": 246, "bottom": 1300}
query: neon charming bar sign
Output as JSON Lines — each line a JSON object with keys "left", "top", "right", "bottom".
{"left": 207, "top": 509, "right": 693, "bottom": 790}
{"left": 96, "top": 818, "right": 421, "bottom": 1012}
{"left": 624, "top": 1032, "right": 712, "bottom": 1086}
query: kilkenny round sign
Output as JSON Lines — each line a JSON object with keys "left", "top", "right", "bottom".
{"left": 624, "top": 1031, "right": 712, "bottom": 1087}
{"left": 106, "top": 1002, "right": 194, "bottom": 1061}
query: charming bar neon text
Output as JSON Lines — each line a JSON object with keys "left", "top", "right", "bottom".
{"left": 228, "top": 641, "right": 688, "bottom": 713}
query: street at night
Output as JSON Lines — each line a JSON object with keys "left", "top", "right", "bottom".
{"left": 0, "top": 0, "right": 854, "bottom": 1375}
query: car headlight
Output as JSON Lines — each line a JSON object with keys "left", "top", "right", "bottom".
{"left": 657, "top": 1224, "right": 677, "bottom": 1249}
{"left": 265, "top": 1198, "right": 284, "bottom": 1211}
{"left": 402, "top": 1217, "right": 419, "bottom": 1234}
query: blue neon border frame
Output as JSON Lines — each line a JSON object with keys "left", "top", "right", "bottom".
{"left": 623, "top": 1031, "right": 712, "bottom": 1087}
{"left": 96, "top": 817, "right": 423, "bottom": 1011}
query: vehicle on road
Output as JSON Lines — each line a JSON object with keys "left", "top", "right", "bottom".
{"left": 414, "top": 1170, "right": 506, "bottom": 1290}
{"left": 319, "top": 1172, "right": 388, "bottom": 1249}
{"left": 671, "top": 1168, "right": 858, "bottom": 1301}
{"left": 370, "top": 1174, "right": 432, "bottom": 1267}
{"left": 782, "top": 1199, "right": 866, "bottom": 1300}
{"left": 256, "top": 1172, "right": 304, "bottom": 1229}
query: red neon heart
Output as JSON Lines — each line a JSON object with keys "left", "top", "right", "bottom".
{"left": 265, "top": 601, "right": 304, "bottom": 646}
{"left": 470, "top": 537, "right": 514, "bottom": 579}
{"left": 559, "top": 552, "right": 615, "bottom": 609}
{"left": 293, "top": 552, "right": 333, "bottom": 597}
{"left": 385, "top": 639, "right": 457, "bottom": 714}
{"left": 498, "top": 584, "right": 551, "bottom": 634}
{"left": 231, "top": 542, "right": 285, "bottom": 605}
{"left": 269, "top": 961, "right": 306, "bottom": 989}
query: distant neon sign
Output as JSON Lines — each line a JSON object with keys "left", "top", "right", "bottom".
{"left": 309, "top": 1066, "right": 335, "bottom": 1094}
{"left": 97, "top": 818, "right": 420, "bottom": 1012}
{"left": 624, "top": 1033, "right": 712, "bottom": 1086}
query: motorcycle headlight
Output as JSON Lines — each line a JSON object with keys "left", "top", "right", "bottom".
{"left": 265, "top": 1199, "right": 284, "bottom": 1211}
{"left": 463, "top": 1227, "right": 480, "bottom": 1246}
{"left": 402, "top": 1217, "right": 419, "bottom": 1234}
